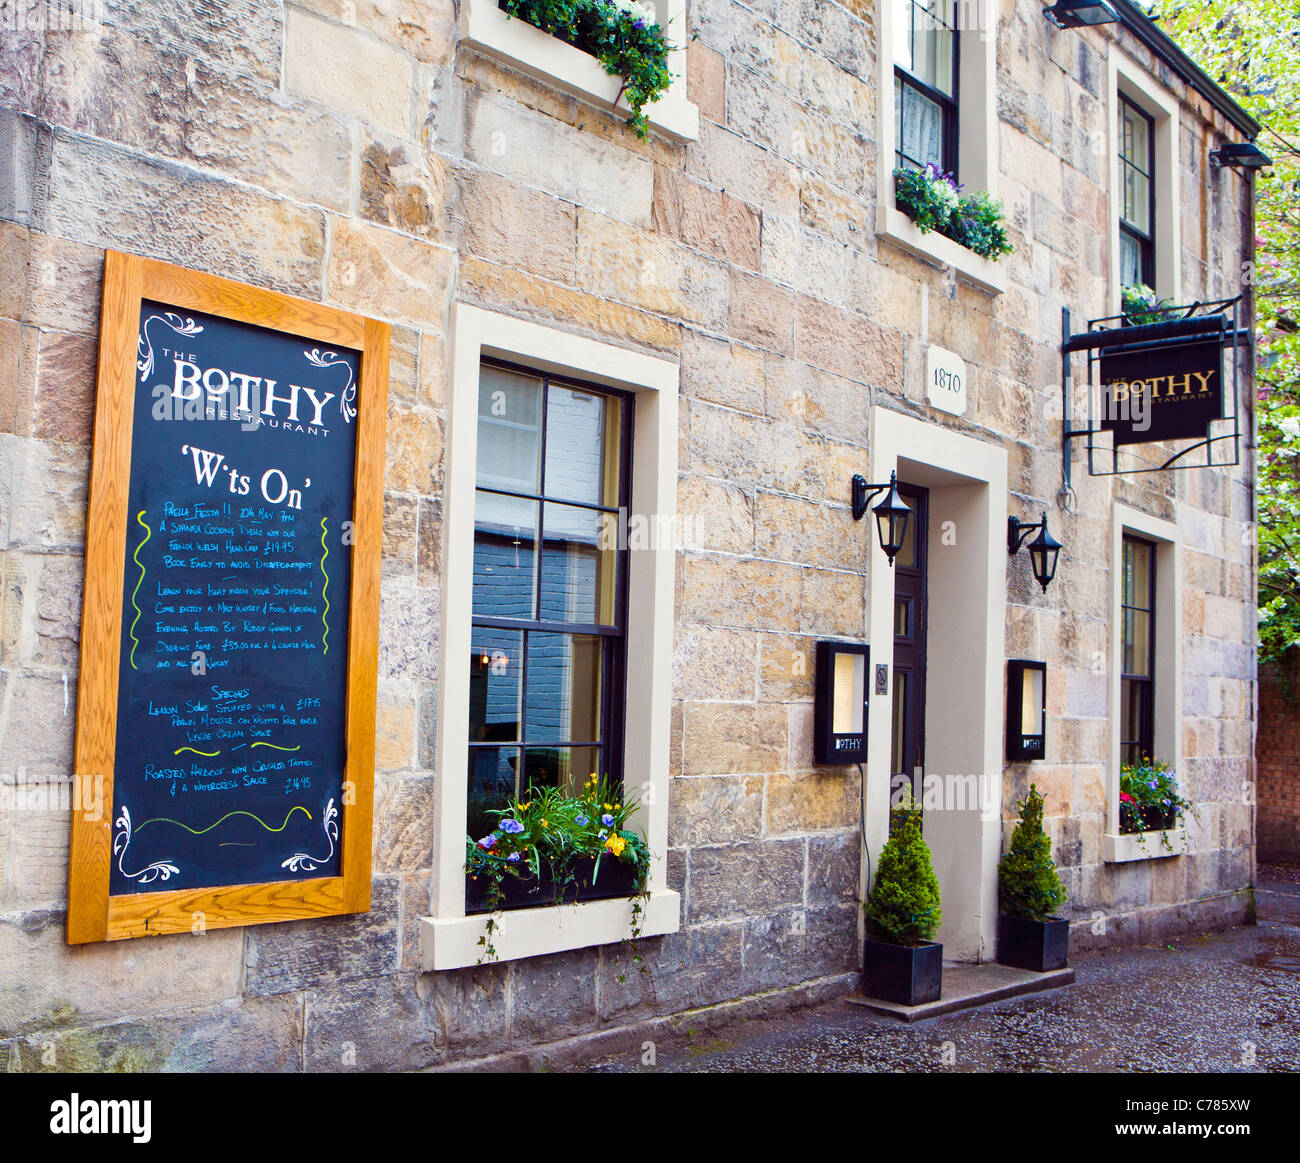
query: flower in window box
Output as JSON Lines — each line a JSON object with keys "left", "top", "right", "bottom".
{"left": 1118, "top": 757, "right": 1194, "bottom": 850}
{"left": 463, "top": 773, "right": 651, "bottom": 959}
{"left": 892, "top": 165, "right": 1013, "bottom": 261}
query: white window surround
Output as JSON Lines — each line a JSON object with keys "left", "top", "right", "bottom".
{"left": 459, "top": 0, "right": 699, "bottom": 143}
{"left": 420, "top": 304, "right": 681, "bottom": 972}
{"left": 1104, "top": 503, "right": 1184, "bottom": 864}
{"left": 1107, "top": 44, "right": 1182, "bottom": 313}
{"left": 874, "top": 0, "right": 1004, "bottom": 295}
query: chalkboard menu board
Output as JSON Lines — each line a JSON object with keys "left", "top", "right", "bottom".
{"left": 69, "top": 253, "right": 389, "bottom": 943}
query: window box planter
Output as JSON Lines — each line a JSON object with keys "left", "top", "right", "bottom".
{"left": 1105, "top": 827, "right": 1187, "bottom": 863}
{"left": 892, "top": 166, "right": 1013, "bottom": 266}
{"left": 862, "top": 937, "right": 943, "bottom": 1006}
{"left": 459, "top": 0, "right": 698, "bottom": 142}
{"left": 466, "top": 854, "right": 639, "bottom": 913}
{"left": 997, "top": 914, "right": 1070, "bottom": 973}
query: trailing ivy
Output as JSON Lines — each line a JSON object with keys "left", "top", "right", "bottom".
{"left": 503, "top": 0, "right": 673, "bottom": 139}
{"left": 893, "top": 164, "right": 1014, "bottom": 261}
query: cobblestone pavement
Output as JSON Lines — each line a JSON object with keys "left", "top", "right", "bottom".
{"left": 583, "top": 865, "right": 1300, "bottom": 1073}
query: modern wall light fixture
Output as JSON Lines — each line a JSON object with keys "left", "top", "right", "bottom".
{"left": 1209, "top": 141, "right": 1272, "bottom": 170}
{"left": 814, "top": 640, "right": 870, "bottom": 765}
{"left": 851, "top": 470, "right": 912, "bottom": 565}
{"left": 1042, "top": 0, "right": 1118, "bottom": 28}
{"left": 1007, "top": 660, "right": 1048, "bottom": 761}
{"left": 1008, "top": 511, "right": 1062, "bottom": 593}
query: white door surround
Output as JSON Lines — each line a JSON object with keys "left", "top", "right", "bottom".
{"left": 864, "top": 408, "right": 1008, "bottom": 962}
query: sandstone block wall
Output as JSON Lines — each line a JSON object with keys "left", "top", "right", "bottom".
{"left": 0, "top": 0, "right": 1257, "bottom": 1070}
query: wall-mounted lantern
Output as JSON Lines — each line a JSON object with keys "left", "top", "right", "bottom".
{"left": 814, "top": 640, "right": 870, "bottom": 765}
{"left": 1209, "top": 141, "right": 1272, "bottom": 170}
{"left": 851, "top": 470, "right": 912, "bottom": 566}
{"left": 1007, "top": 660, "right": 1047, "bottom": 761}
{"left": 1008, "top": 511, "right": 1062, "bottom": 593}
{"left": 1042, "top": 0, "right": 1118, "bottom": 29}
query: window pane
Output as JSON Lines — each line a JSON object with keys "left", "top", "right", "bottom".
{"left": 469, "top": 627, "right": 523, "bottom": 742}
{"left": 898, "top": 82, "right": 944, "bottom": 171}
{"left": 524, "top": 632, "right": 603, "bottom": 744}
{"left": 477, "top": 366, "right": 542, "bottom": 493}
{"left": 473, "top": 493, "right": 539, "bottom": 618}
{"left": 520, "top": 745, "right": 603, "bottom": 798}
{"left": 544, "top": 385, "right": 621, "bottom": 507}
{"left": 895, "top": 0, "right": 913, "bottom": 69}
{"left": 1129, "top": 540, "right": 1152, "bottom": 610}
{"left": 540, "top": 502, "right": 617, "bottom": 625}
{"left": 1123, "top": 165, "right": 1150, "bottom": 234}
{"left": 1127, "top": 611, "right": 1152, "bottom": 677}
{"left": 467, "top": 746, "right": 521, "bottom": 836}
{"left": 1120, "top": 232, "right": 1144, "bottom": 289}
{"left": 1121, "top": 103, "right": 1150, "bottom": 171}
{"left": 911, "top": 0, "right": 955, "bottom": 96}
{"left": 891, "top": 670, "right": 909, "bottom": 777}
{"left": 894, "top": 597, "right": 911, "bottom": 637}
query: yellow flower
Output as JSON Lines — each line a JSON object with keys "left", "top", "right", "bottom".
{"left": 604, "top": 803, "right": 611, "bottom": 810}
{"left": 605, "top": 833, "right": 626, "bottom": 857}
{"left": 541, "top": 819, "right": 548, "bottom": 827}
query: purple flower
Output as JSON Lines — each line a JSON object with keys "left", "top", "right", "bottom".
{"left": 507, "top": 852, "right": 521, "bottom": 862}
{"left": 576, "top": 814, "right": 589, "bottom": 827}
{"left": 500, "top": 818, "right": 524, "bottom": 834}
{"left": 601, "top": 813, "right": 615, "bottom": 827}
{"left": 1148, "top": 779, "right": 1158, "bottom": 789}
{"left": 477, "top": 834, "right": 497, "bottom": 850}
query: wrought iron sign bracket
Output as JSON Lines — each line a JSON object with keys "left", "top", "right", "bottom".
{"left": 1058, "top": 298, "right": 1248, "bottom": 485}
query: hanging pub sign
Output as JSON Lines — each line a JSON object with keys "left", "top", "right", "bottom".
{"left": 1098, "top": 335, "right": 1225, "bottom": 446}
{"left": 68, "top": 251, "right": 389, "bottom": 943}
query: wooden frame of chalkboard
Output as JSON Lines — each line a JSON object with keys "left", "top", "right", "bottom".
{"left": 67, "top": 251, "right": 389, "bottom": 943}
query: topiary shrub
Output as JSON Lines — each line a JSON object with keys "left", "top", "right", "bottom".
{"left": 864, "top": 802, "right": 943, "bottom": 945}
{"left": 998, "top": 784, "right": 1067, "bottom": 922}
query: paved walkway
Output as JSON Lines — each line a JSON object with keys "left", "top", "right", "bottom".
{"left": 583, "top": 865, "right": 1300, "bottom": 1073}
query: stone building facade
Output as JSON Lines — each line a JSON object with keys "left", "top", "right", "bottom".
{"left": 0, "top": 0, "right": 1260, "bottom": 1070}
{"left": 1257, "top": 655, "right": 1299, "bottom": 863}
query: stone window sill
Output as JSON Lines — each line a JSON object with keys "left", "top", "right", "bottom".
{"left": 420, "top": 889, "right": 681, "bottom": 970}
{"left": 878, "top": 207, "right": 1007, "bottom": 296}
{"left": 459, "top": 0, "right": 699, "bottom": 143}
{"left": 1104, "top": 829, "right": 1187, "bottom": 863}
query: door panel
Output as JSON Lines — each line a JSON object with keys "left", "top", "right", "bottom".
{"left": 890, "top": 483, "right": 929, "bottom": 804}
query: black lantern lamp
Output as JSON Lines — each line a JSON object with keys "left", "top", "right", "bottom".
{"left": 813, "top": 640, "right": 870, "bottom": 765}
{"left": 1042, "top": 0, "right": 1118, "bottom": 28}
{"left": 1209, "top": 141, "right": 1272, "bottom": 170}
{"left": 1008, "top": 511, "right": 1062, "bottom": 593}
{"left": 851, "top": 470, "right": 912, "bottom": 565}
{"left": 1006, "top": 660, "right": 1047, "bottom": 761}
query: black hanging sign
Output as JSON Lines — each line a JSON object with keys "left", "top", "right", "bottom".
{"left": 1099, "top": 336, "right": 1225, "bottom": 446}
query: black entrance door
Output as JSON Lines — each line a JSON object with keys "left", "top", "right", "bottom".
{"left": 890, "top": 483, "right": 929, "bottom": 803}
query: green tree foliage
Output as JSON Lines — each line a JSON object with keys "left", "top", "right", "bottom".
{"left": 864, "top": 803, "right": 943, "bottom": 945}
{"left": 1154, "top": 2, "right": 1300, "bottom": 661}
{"left": 998, "top": 785, "right": 1067, "bottom": 922}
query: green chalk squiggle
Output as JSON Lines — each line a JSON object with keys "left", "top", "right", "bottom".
{"left": 129, "top": 509, "right": 151, "bottom": 670}
{"left": 319, "top": 516, "right": 330, "bottom": 655}
{"left": 135, "top": 805, "right": 313, "bottom": 836}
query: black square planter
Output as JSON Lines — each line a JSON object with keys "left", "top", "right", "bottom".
{"left": 862, "top": 937, "right": 943, "bottom": 1006}
{"left": 997, "top": 914, "right": 1070, "bottom": 972}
